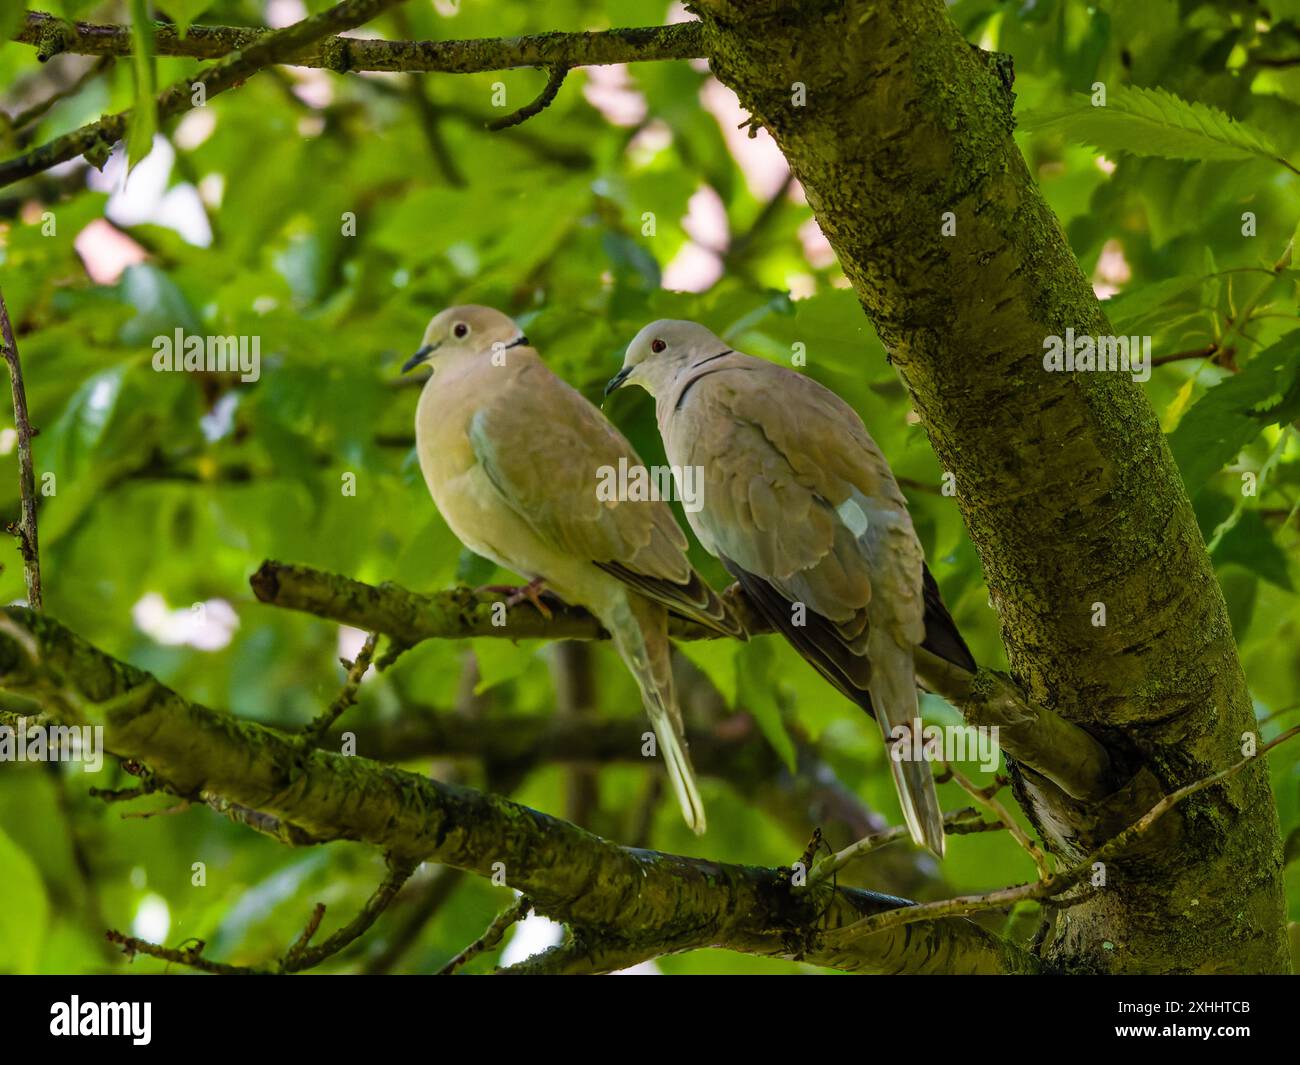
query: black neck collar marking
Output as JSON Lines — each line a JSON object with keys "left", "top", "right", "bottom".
{"left": 674, "top": 350, "right": 736, "bottom": 410}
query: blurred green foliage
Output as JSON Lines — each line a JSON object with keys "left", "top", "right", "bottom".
{"left": 0, "top": 0, "right": 1297, "bottom": 973}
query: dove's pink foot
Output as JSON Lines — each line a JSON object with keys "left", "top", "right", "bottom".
{"left": 478, "top": 577, "right": 554, "bottom": 620}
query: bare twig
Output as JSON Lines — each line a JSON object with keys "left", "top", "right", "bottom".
{"left": 108, "top": 855, "right": 418, "bottom": 974}
{"left": 300, "top": 631, "right": 378, "bottom": 745}
{"left": 824, "top": 724, "right": 1300, "bottom": 946}
{"left": 9, "top": 55, "right": 115, "bottom": 133}
{"left": 106, "top": 931, "right": 255, "bottom": 975}
{"left": 364, "top": 866, "right": 465, "bottom": 974}
{"left": 486, "top": 65, "right": 568, "bottom": 130}
{"left": 0, "top": 287, "right": 41, "bottom": 609}
{"left": 807, "top": 807, "right": 998, "bottom": 885}
{"left": 947, "top": 763, "right": 1051, "bottom": 879}
{"left": 280, "top": 857, "right": 417, "bottom": 972}
{"left": 439, "top": 895, "right": 531, "bottom": 974}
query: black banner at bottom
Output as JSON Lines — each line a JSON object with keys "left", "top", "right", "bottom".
{"left": 1, "top": 973, "right": 1292, "bottom": 1050}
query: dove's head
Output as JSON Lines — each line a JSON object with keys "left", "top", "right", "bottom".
{"left": 403, "top": 305, "right": 527, "bottom": 372}
{"left": 606, "top": 319, "right": 729, "bottom": 399}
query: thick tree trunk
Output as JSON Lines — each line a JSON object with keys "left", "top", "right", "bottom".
{"left": 697, "top": 0, "right": 1288, "bottom": 973}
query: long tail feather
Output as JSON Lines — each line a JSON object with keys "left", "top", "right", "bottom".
{"left": 868, "top": 629, "right": 945, "bottom": 857}
{"left": 606, "top": 595, "right": 706, "bottom": 834}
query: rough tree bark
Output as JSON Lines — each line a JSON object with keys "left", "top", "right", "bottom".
{"left": 696, "top": 0, "right": 1287, "bottom": 972}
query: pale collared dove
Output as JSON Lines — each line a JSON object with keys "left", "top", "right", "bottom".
{"left": 607, "top": 320, "right": 976, "bottom": 857}
{"left": 403, "top": 306, "right": 741, "bottom": 834}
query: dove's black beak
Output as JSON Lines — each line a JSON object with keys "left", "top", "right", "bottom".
{"left": 402, "top": 344, "right": 437, "bottom": 373}
{"left": 604, "top": 366, "right": 632, "bottom": 398}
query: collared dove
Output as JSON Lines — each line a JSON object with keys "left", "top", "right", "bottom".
{"left": 403, "top": 305, "right": 741, "bottom": 835}
{"left": 607, "top": 320, "right": 976, "bottom": 857}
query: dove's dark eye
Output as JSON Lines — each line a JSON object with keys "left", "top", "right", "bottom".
{"left": 453, "top": 322, "right": 470, "bottom": 339}
{"left": 651, "top": 338, "right": 667, "bottom": 353}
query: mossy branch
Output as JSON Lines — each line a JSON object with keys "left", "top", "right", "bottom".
{"left": 13, "top": 12, "right": 704, "bottom": 73}
{"left": 0, "top": 605, "right": 1039, "bottom": 974}
{"left": 251, "top": 559, "right": 1116, "bottom": 802}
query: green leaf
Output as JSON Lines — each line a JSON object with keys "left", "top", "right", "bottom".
{"left": 735, "top": 640, "right": 797, "bottom": 773}
{"left": 0, "top": 1, "right": 26, "bottom": 46}
{"left": 1020, "top": 86, "right": 1294, "bottom": 174}
{"left": 1218, "top": 567, "right": 1257, "bottom": 643}
{"left": 0, "top": 826, "right": 48, "bottom": 973}
{"left": 1285, "top": 826, "right": 1300, "bottom": 867}
{"left": 676, "top": 639, "right": 738, "bottom": 707}
{"left": 1169, "top": 329, "right": 1300, "bottom": 490}
{"left": 155, "top": 0, "right": 212, "bottom": 37}
{"left": 117, "top": 263, "right": 203, "bottom": 344}
{"left": 1215, "top": 512, "right": 1294, "bottom": 591}
{"left": 1163, "top": 376, "right": 1198, "bottom": 433}
{"left": 1103, "top": 274, "right": 1205, "bottom": 334}
{"left": 472, "top": 640, "right": 543, "bottom": 694}
{"left": 42, "top": 364, "right": 130, "bottom": 479}
{"left": 126, "top": 0, "right": 158, "bottom": 171}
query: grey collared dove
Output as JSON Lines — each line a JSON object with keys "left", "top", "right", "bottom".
{"left": 607, "top": 320, "right": 976, "bottom": 857}
{"left": 404, "top": 306, "right": 741, "bottom": 835}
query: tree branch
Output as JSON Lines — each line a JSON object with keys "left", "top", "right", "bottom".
{"left": 300, "top": 631, "right": 378, "bottom": 744}
{"left": 914, "top": 650, "right": 1116, "bottom": 802}
{"left": 486, "top": 64, "right": 568, "bottom": 130}
{"left": 0, "top": 287, "right": 41, "bottom": 609}
{"left": 0, "top": 606, "right": 1039, "bottom": 974}
{"left": 438, "top": 895, "right": 531, "bottom": 974}
{"left": 323, "top": 699, "right": 948, "bottom": 899}
{"left": 250, "top": 558, "right": 762, "bottom": 640}
{"left": 823, "top": 724, "right": 1300, "bottom": 947}
{"left": 12, "top": 12, "right": 704, "bottom": 74}
{"left": 108, "top": 854, "right": 418, "bottom": 973}
{"left": 252, "top": 559, "right": 1117, "bottom": 803}
{"left": 0, "top": 0, "right": 412, "bottom": 188}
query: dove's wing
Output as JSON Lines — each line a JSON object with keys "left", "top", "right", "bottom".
{"left": 667, "top": 356, "right": 904, "bottom": 632}
{"left": 468, "top": 355, "right": 739, "bottom": 637}
{"left": 667, "top": 353, "right": 969, "bottom": 857}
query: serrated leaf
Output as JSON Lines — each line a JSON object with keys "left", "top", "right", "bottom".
{"left": 1169, "top": 329, "right": 1300, "bottom": 489}
{"left": 126, "top": 0, "right": 157, "bottom": 171}
{"left": 1020, "top": 86, "right": 1295, "bottom": 174}
{"left": 1103, "top": 274, "right": 1205, "bottom": 333}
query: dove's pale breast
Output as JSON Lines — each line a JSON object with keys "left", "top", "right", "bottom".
{"left": 413, "top": 353, "right": 604, "bottom": 603}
